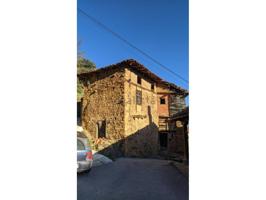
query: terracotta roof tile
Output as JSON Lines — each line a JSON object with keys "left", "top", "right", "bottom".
{"left": 78, "top": 59, "right": 188, "bottom": 96}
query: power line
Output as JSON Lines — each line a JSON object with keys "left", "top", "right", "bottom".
{"left": 78, "top": 8, "right": 189, "bottom": 84}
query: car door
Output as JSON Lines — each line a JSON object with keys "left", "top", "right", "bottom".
{"left": 77, "top": 138, "right": 87, "bottom": 161}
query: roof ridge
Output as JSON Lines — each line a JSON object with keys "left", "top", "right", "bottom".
{"left": 78, "top": 59, "right": 188, "bottom": 95}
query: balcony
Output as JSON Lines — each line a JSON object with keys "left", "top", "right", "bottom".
{"left": 159, "top": 116, "right": 176, "bottom": 131}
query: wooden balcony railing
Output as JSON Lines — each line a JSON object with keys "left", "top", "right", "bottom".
{"left": 159, "top": 116, "right": 176, "bottom": 131}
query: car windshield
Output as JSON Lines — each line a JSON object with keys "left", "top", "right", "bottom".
{"left": 77, "top": 139, "right": 85, "bottom": 150}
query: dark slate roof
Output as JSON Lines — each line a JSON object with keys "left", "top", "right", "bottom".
{"left": 78, "top": 59, "right": 188, "bottom": 96}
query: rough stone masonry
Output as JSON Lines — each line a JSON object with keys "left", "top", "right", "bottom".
{"left": 78, "top": 59, "right": 188, "bottom": 159}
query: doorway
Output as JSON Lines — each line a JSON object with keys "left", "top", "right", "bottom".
{"left": 159, "top": 132, "right": 168, "bottom": 150}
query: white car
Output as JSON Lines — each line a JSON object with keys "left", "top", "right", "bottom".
{"left": 77, "top": 129, "right": 93, "bottom": 173}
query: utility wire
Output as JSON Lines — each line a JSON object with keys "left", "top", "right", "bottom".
{"left": 78, "top": 8, "right": 189, "bottom": 84}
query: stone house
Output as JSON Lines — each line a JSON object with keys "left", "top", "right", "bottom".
{"left": 157, "top": 81, "right": 188, "bottom": 161}
{"left": 169, "top": 107, "right": 189, "bottom": 163}
{"left": 157, "top": 81, "right": 187, "bottom": 117}
{"left": 78, "top": 59, "right": 188, "bottom": 159}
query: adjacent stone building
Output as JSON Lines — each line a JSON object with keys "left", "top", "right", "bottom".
{"left": 157, "top": 82, "right": 188, "bottom": 161}
{"left": 78, "top": 59, "right": 188, "bottom": 159}
{"left": 169, "top": 107, "right": 189, "bottom": 163}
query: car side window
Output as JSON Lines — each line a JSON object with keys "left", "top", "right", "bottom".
{"left": 77, "top": 139, "right": 85, "bottom": 150}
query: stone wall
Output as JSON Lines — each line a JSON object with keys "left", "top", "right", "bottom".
{"left": 82, "top": 68, "right": 125, "bottom": 159}
{"left": 124, "top": 68, "right": 159, "bottom": 157}
{"left": 169, "top": 121, "right": 186, "bottom": 159}
{"left": 81, "top": 66, "right": 163, "bottom": 158}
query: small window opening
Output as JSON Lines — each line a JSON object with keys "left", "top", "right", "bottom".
{"left": 97, "top": 120, "right": 106, "bottom": 138}
{"left": 151, "top": 84, "right": 154, "bottom": 90}
{"left": 137, "top": 76, "right": 141, "bottom": 85}
{"left": 136, "top": 90, "right": 142, "bottom": 105}
{"left": 160, "top": 98, "right": 166, "bottom": 104}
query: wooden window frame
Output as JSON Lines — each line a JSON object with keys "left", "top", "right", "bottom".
{"left": 136, "top": 90, "right": 142, "bottom": 105}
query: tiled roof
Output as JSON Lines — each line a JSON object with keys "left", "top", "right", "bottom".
{"left": 170, "top": 107, "right": 189, "bottom": 121}
{"left": 78, "top": 59, "right": 188, "bottom": 96}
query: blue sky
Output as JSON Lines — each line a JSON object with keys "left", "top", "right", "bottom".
{"left": 78, "top": 0, "right": 188, "bottom": 92}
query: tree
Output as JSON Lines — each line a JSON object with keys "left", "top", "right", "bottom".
{"left": 77, "top": 57, "right": 96, "bottom": 74}
{"left": 77, "top": 45, "right": 96, "bottom": 101}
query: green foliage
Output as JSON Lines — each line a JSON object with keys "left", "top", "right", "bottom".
{"left": 77, "top": 57, "right": 96, "bottom": 74}
{"left": 77, "top": 56, "right": 96, "bottom": 101}
{"left": 77, "top": 79, "right": 84, "bottom": 101}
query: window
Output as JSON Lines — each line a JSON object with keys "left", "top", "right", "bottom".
{"left": 77, "top": 139, "right": 85, "bottom": 150}
{"left": 151, "top": 84, "right": 154, "bottom": 90}
{"left": 97, "top": 120, "right": 106, "bottom": 138}
{"left": 160, "top": 98, "right": 166, "bottom": 104}
{"left": 137, "top": 76, "right": 141, "bottom": 85}
{"left": 136, "top": 90, "right": 142, "bottom": 105}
